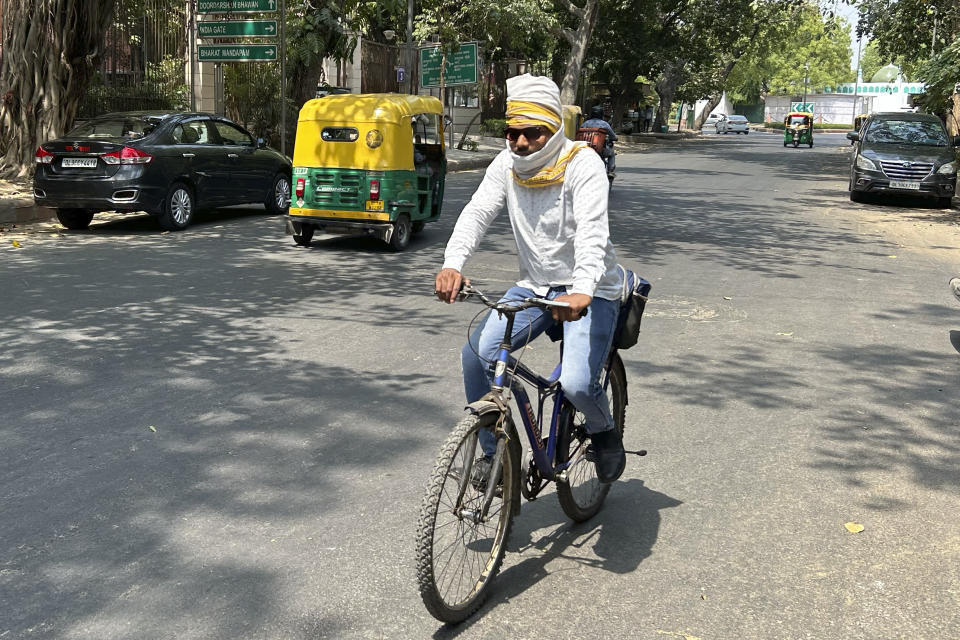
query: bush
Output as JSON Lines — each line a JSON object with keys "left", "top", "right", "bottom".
{"left": 481, "top": 118, "right": 507, "bottom": 136}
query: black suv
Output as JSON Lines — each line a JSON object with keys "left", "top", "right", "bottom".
{"left": 847, "top": 112, "right": 958, "bottom": 208}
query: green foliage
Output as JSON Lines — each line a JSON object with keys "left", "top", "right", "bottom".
{"left": 481, "top": 118, "right": 507, "bottom": 135}
{"left": 914, "top": 38, "right": 960, "bottom": 116}
{"left": 728, "top": 4, "right": 854, "bottom": 100}
{"left": 855, "top": 0, "right": 958, "bottom": 68}
{"left": 225, "top": 64, "right": 286, "bottom": 143}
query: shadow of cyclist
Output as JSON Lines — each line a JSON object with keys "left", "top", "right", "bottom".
{"left": 431, "top": 479, "right": 682, "bottom": 637}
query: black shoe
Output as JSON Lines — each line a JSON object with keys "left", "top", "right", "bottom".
{"left": 590, "top": 428, "right": 625, "bottom": 483}
{"left": 470, "top": 455, "right": 494, "bottom": 492}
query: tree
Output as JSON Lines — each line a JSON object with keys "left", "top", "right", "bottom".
{"left": 0, "top": 0, "right": 117, "bottom": 178}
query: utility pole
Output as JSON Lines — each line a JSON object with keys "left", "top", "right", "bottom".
{"left": 406, "top": 0, "right": 414, "bottom": 94}
{"left": 851, "top": 37, "right": 862, "bottom": 125}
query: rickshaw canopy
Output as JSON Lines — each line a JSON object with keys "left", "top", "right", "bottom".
{"left": 294, "top": 93, "right": 444, "bottom": 171}
{"left": 785, "top": 112, "right": 812, "bottom": 126}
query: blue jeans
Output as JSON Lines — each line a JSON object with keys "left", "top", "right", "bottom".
{"left": 462, "top": 286, "right": 620, "bottom": 456}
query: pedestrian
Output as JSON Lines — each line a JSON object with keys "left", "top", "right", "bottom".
{"left": 643, "top": 104, "right": 654, "bottom": 132}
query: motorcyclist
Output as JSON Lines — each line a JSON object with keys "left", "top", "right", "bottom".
{"left": 580, "top": 105, "right": 618, "bottom": 177}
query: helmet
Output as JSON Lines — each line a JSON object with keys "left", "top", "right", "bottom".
{"left": 590, "top": 105, "right": 604, "bottom": 119}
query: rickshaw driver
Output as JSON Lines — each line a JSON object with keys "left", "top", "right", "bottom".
{"left": 434, "top": 74, "right": 627, "bottom": 484}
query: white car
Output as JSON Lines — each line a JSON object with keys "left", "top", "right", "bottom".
{"left": 702, "top": 112, "right": 725, "bottom": 130}
{"left": 717, "top": 115, "right": 750, "bottom": 134}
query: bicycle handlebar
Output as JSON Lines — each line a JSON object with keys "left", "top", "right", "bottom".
{"left": 459, "top": 283, "right": 586, "bottom": 317}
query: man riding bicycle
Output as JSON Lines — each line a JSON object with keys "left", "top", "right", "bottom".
{"left": 434, "top": 74, "right": 626, "bottom": 484}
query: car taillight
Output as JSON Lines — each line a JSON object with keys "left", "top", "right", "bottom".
{"left": 295, "top": 178, "right": 305, "bottom": 198}
{"left": 369, "top": 179, "right": 380, "bottom": 201}
{"left": 101, "top": 146, "right": 153, "bottom": 165}
{"left": 35, "top": 147, "right": 54, "bottom": 164}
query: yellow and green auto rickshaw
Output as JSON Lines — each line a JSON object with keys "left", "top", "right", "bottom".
{"left": 783, "top": 112, "right": 813, "bottom": 148}
{"left": 287, "top": 93, "right": 446, "bottom": 250}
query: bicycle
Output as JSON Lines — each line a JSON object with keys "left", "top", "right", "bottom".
{"left": 415, "top": 283, "right": 646, "bottom": 623}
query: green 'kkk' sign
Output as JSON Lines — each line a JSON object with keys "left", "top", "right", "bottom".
{"left": 791, "top": 102, "right": 815, "bottom": 113}
{"left": 198, "top": 45, "right": 277, "bottom": 61}
{"left": 197, "top": 0, "right": 277, "bottom": 14}
{"left": 198, "top": 20, "right": 277, "bottom": 38}
{"left": 419, "top": 43, "right": 478, "bottom": 88}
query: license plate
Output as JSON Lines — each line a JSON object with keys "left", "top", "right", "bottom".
{"left": 365, "top": 200, "right": 384, "bottom": 211}
{"left": 889, "top": 180, "right": 920, "bottom": 190}
{"left": 62, "top": 157, "right": 97, "bottom": 168}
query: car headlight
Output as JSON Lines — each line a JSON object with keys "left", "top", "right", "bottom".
{"left": 856, "top": 155, "right": 877, "bottom": 171}
{"left": 937, "top": 162, "right": 957, "bottom": 175}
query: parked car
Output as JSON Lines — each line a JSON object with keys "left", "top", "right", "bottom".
{"left": 33, "top": 111, "right": 292, "bottom": 231}
{"left": 847, "top": 112, "right": 958, "bottom": 208}
{"left": 716, "top": 115, "right": 750, "bottom": 134}
{"left": 702, "top": 112, "right": 725, "bottom": 130}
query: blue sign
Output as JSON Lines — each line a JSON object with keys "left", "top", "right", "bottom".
{"left": 397, "top": 66, "right": 405, "bottom": 83}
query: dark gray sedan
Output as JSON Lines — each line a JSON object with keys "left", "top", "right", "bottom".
{"left": 847, "top": 112, "right": 958, "bottom": 208}
{"left": 33, "top": 111, "right": 292, "bottom": 230}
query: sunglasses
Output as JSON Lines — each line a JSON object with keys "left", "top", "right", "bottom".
{"left": 504, "top": 126, "right": 548, "bottom": 142}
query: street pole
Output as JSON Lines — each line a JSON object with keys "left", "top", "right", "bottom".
{"left": 803, "top": 62, "right": 809, "bottom": 108}
{"left": 280, "top": 0, "right": 286, "bottom": 156}
{"left": 406, "top": 0, "right": 414, "bottom": 94}
{"left": 852, "top": 37, "right": 862, "bottom": 125}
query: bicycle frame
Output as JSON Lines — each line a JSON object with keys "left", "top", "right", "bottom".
{"left": 485, "top": 306, "right": 611, "bottom": 484}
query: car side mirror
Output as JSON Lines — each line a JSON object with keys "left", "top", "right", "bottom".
{"left": 846, "top": 131, "right": 860, "bottom": 141}
{"left": 443, "top": 115, "right": 453, "bottom": 127}
{"left": 257, "top": 137, "right": 266, "bottom": 149}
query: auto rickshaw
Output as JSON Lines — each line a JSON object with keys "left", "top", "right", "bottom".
{"left": 783, "top": 112, "right": 813, "bottom": 148}
{"left": 287, "top": 93, "right": 446, "bottom": 250}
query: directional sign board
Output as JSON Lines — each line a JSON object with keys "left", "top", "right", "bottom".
{"left": 791, "top": 102, "right": 815, "bottom": 113}
{"left": 419, "top": 43, "right": 478, "bottom": 88}
{"left": 198, "top": 44, "right": 277, "bottom": 62}
{"left": 198, "top": 20, "right": 277, "bottom": 38}
{"left": 197, "top": 0, "right": 277, "bottom": 14}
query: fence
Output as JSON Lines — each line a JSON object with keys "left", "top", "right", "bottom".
{"left": 79, "top": 0, "right": 189, "bottom": 119}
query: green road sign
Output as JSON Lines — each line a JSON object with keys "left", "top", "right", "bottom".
{"left": 419, "top": 43, "right": 478, "bottom": 88}
{"left": 791, "top": 102, "right": 815, "bottom": 113}
{"left": 197, "top": 0, "right": 277, "bottom": 14}
{"left": 198, "top": 20, "right": 277, "bottom": 38}
{"left": 198, "top": 44, "right": 277, "bottom": 61}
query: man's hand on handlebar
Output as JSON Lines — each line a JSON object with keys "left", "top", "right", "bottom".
{"left": 552, "top": 293, "right": 591, "bottom": 322}
{"left": 435, "top": 268, "right": 467, "bottom": 304}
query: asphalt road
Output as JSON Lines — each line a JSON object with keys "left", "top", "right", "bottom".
{"left": 2, "top": 132, "right": 959, "bottom": 639}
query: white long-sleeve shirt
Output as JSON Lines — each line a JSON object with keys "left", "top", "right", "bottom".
{"left": 442, "top": 147, "right": 622, "bottom": 300}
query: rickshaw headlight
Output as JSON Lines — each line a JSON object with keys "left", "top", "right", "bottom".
{"left": 856, "top": 155, "right": 877, "bottom": 171}
{"left": 366, "top": 129, "right": 383, "bottom": 149}
{"left": 937, "top": 162, "right": 956, "bottom": 175}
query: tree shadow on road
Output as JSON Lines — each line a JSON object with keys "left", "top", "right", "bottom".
{"left": 430, "top": 479, "right": 682, "bottom": 638}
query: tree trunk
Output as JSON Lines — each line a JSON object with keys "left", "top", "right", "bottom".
{"left": 0, "top": 0, "right": 116, "bottom": 178}
{"left": 559, "top": 0, "right": 600, "bottom": 105}
{"left": 693, "top": 61, "right": 738, "bottom": 130}
{"left": 654, "top": 62, "right": 685, "bottom": 131}
{"left": 482, "top": 60, "right": 507, "bottom": 120}
{"left": 949, "top": 92, "right": 960, "bottom": 138}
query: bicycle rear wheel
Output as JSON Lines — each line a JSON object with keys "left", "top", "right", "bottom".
{"left": 555, "top": 352, "right": 627, "bottom": 522}
{"left": 415, "top": 413, "right": 518, "bottom": 623}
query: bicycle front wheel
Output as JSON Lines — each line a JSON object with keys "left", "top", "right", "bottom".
{"left": 556, "top": 352, "right": 627, "bottom": 522}
{"left": 415, "top": 413, "right": 518, "bottom": 623}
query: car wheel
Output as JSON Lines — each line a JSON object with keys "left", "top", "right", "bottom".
{"left": 55, "top": 208, "right": 94, "bottom": 230}
{"left": 937, "top": 196, "right": 954, "bottom": 209}
{"left": 850, "top": 190, "right": 865, "bottom": 203}
{"left": 158, "top": 183, "right": 194, "bottom": 231}
{"left": 265, "top": 173, "right": 290, "bottom": 215}
{"left": 388, "top": 214, "right": 411, "bottom": 251}
{"left": 745, "top": 130, "right": 749, "bottom": 135}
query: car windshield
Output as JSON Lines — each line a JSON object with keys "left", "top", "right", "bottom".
{"left": 730, "top": 116, "right": 747, "bottom": 122}
{"left": 865, "top": 119, "right": 948, "bottom": 146}
{"left": 789, "top": 116, "right": 808, "bottom": 125}
{"left": 66, "top": 116, "right": 163, "bottom": 140}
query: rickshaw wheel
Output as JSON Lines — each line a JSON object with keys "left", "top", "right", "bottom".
{"left": 389, "top": 214, "right": 412, "bottom": 251}
{"left": 808, "top": 140, "right": 813, "bottom": 148}
{"left": 783, "top": 141, "right": 788, "bottom": 147}
{"left": 293, "top": 225, "right": 315, "bottom": 246}
{"left": 793, "top": 139, "right": 799, "bottom": 148}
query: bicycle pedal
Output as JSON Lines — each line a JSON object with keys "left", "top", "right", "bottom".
{"left": 624, "top": 449, "right": 647, "bottom": 457}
